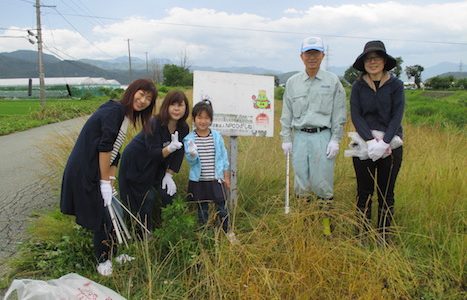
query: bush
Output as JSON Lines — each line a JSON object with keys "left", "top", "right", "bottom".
{"left": 274, "top": 86, "right": 285, "bottom": 100}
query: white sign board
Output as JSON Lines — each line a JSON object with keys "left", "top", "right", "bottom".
{"left": 193, "top": 71, "right": 274, "bottom": 137}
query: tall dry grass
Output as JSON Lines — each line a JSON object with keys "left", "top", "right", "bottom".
{"left": 31, "top": 96, "right": 466, "bottom": 299}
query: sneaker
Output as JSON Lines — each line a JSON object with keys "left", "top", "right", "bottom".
{"left": 115, "top": 254, "right": 135, "bottom": 264}
{"left": 97, "top": 260, "right": 112, "bottom": 276}
{"left": 226, "top": 232, "right": 240, "bottom": 245}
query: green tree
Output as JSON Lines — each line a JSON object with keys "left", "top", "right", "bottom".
{"left": 425, "top": 76, "right": 453, "bottom": 90}
{"left": 343, "top": 66, "right": 359, "bottom": 85}
{"left": 391, "top": 57, "right": 404, "bottom": 78}
{"left": 162, "top": 64, "right": 193, "bottom": 86}
{"left": 452, "top": 78, "right": 467, "bottom": 90}
{"left": 405, "top": 65, "right": 425, "bottom": 89}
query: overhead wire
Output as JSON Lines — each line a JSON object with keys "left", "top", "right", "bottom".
{"left": 51, "top": 7, "right": 115, "bottom": 59}
{"left": 42, "top": 11, "right": 467, "bottom": 46}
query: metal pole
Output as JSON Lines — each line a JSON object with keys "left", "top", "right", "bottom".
{"left": 145, "top": 51, "right": 149, "bottom": 74}
{"left": 229, "top": 136, "right": 238, "bottom": 208}
{"left": 127, "top": 39, "right": 132, "bottom": 83}
{"left": 35, "top": 0, "right": 45, "bottom": 108}
{"left": 285, "top": 151, "right": 290, "bottom": 214}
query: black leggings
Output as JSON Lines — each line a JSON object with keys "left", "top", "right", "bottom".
{"left": 93, "top": 209, "right": 115, "bottom": 263}
{"left": 352, "top": 147, "right": 403, "bottom": 231}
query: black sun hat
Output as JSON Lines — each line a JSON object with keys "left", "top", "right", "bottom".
{"left": 352, "top": 40, "right": 397, "bottom": 72}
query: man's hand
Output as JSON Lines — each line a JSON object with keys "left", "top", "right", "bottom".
{"left": 281, "top": 142, "right": 293, "bottom": 155}
{"left": 326, "top": 140, "right": 339, "bottom": 159}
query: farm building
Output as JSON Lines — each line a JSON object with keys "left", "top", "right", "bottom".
{"left": 0, "top": 77, "right": 121, "bottom": 98}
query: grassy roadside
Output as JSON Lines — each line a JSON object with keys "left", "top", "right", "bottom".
{"left": 1, "top": 89, "right": 465, "bottom": 298}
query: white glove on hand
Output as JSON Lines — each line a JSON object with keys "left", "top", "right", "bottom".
{"left": 100, "top": 180, "right": 112, "bottom": 207}
{"left": 188, "top": 140, "right": 198, "bottom": 157}
{"left": 367, "top": 139, "right": 390, "bottom": 161}
{"left": 167, "top": 131, "right": 182, "bottom": 153}
{"left": 326, "top": 140, "right": 339, "bottom": 159}
{"left": 162, "top": 172, "right": 177, "bottom": 196}
{"left": 281, "top": 142, "right": 292, "bottom": 155}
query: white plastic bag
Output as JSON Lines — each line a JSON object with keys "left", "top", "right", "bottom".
{"left": 344, "top": 130, "right": 403, "bottom": 160}
{"left": 3, "top": 273, "right": 126, "bottom": 300}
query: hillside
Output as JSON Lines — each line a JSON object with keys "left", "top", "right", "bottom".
{"left": 0, "top": 50, "right": 155, "bottom": 84}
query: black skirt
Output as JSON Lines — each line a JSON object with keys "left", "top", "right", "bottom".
{"left": 187, "top": 180, "right": 226, "bottom": 204}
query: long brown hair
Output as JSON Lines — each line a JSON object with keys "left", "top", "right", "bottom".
{"left": 120, "top": 78, "right": 157, "bottom": 130}
{"left": 157, "top": 90, "right": 190, "bottom": 126}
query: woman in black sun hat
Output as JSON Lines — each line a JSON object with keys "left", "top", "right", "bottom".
{"left": 350, "top": 40, "right": 404, "bottom": 245}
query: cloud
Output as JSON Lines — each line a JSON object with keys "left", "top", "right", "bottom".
{"left": 3, "top": 1, "right": 466, "bottom": 71}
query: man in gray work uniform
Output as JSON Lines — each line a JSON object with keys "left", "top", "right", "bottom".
{"left": 280, "top": 36, "right": 346, "bottom": 235}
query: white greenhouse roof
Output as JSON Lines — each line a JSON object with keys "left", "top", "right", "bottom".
{"left": 0, "top": 77, "right": 121, "bottom": 87}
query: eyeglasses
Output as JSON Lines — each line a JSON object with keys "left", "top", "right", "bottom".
{"left": 364, "top": 56, "right": 384, "bottom": 63}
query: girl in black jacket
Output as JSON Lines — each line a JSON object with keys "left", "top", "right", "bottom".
{"left": 119, "top": 90, "right": 189, "bottom": 233}
{"left": 61, "top": 78, "right": 157, "bottom": 276}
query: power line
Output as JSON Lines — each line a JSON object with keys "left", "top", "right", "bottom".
{"left": 41, "top": 12, "right": 467, "bottom": 46}
{"left": 58, "top": 0, "right": 106, "bottom": 27}
{"left": 52, "top": 7, "right": 114, "bottom": 58}
{"left": 16, "top": 0, "right": 35, "bottom": 4}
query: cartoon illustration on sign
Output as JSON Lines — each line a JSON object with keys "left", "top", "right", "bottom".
{"left": 252, "top": 89, "right": 271, "bottom": 109}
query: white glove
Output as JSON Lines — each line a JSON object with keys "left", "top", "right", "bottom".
{"left": 100, "top": 180, "right": 112, "bottom": 207}
{"left": 162, "top": 172, "right": 177, "bottom": 196}
{"left": 367, "top": 139, "right": 390, "bottom": 161}
{"left": 188, "top": 140, "right": 198, "bottom": 157}
{"left": 326, "top": 140, "right": 339, "bottom": 159}
{"left": 167, "top": 131, "right": 182, "bottom": 153}
{"left": 281, "top": 142, "right": 292, "bottom": 155}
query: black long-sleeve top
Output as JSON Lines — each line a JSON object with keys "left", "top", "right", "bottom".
{"left": 118, "top": 116, "right": 189, "bottom": 211}
{"left": 350, "top": 73, "right": 404, "bottom": 143}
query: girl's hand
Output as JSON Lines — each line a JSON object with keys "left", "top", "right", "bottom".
{"left": 167, "top": 131, "right": 182, "bottom": 153}
{"left": 188, "top": 140, "right": 198, "bottom": 157}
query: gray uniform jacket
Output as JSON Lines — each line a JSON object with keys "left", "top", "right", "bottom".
{"left": 280, "top": 69, "right": 347, "bottom": 143}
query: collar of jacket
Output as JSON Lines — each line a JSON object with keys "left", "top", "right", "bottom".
{"left": 300, "top": 69, "right": 324, "bottom": 82}
{"left": 362, "top": 71, "right": 391, "bottom": 92}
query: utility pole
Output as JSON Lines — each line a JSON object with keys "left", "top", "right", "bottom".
{"left": 35, "top": 0, "right": 46, "bottom": 108}
{"left": 127, "top": 39, "right": 132, "bottom": 83}
{"left": 145, "top": 52, "right": 149, "bottom": 74}
{"left": 325, "top": 45, "right": 330, "bottom": 71}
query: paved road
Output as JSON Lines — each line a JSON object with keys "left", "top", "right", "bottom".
{"left": 0, "top": 117, "right": 87, "bottom": 285}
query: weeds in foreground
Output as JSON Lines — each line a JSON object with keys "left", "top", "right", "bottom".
{"left": 3, "top": 97, "right": 466, "bottom": 298}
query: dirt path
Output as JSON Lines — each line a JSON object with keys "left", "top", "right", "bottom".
{"left": 0, "top": 116, "right": 87, "bottom": 287}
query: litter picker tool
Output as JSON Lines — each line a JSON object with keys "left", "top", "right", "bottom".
{"left": 112, "top": 193, "right": 151, "bottom": 234}
{"left": 107, "top": 202, "right": 123, "bottom": 245}
{"left": 285, "top": 151, "right": 290, "bottom": 214}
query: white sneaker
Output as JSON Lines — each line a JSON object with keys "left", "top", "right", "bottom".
{"left": 226, "top": 232, "right": 240, "bottom": 245}
{"left": 115, "top": 254, "right": 135, "bottom": 264}
{"left": 97, "top": 259, "right": 112, "bottom": 276}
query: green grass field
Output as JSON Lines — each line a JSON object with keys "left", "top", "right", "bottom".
{"left": 0, "top": 98, "right": 107, "bottom": 135}
{"left": 1, "top": 90, "right": 466, "bottom": 299}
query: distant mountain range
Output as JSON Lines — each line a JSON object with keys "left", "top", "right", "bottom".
{"left": 0, "top": 50, "right": 462, "bottom": 85}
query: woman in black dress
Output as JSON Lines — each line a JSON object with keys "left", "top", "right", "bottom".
{"left": 119, "top": 90, "right": 189, "bottom": 232}
{"left": 60, "top": 78, "right": 157, "bottom": 276}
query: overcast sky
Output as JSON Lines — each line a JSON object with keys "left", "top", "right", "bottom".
{"left": 1, "top": 0, "right": 466, "bottom": 73}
